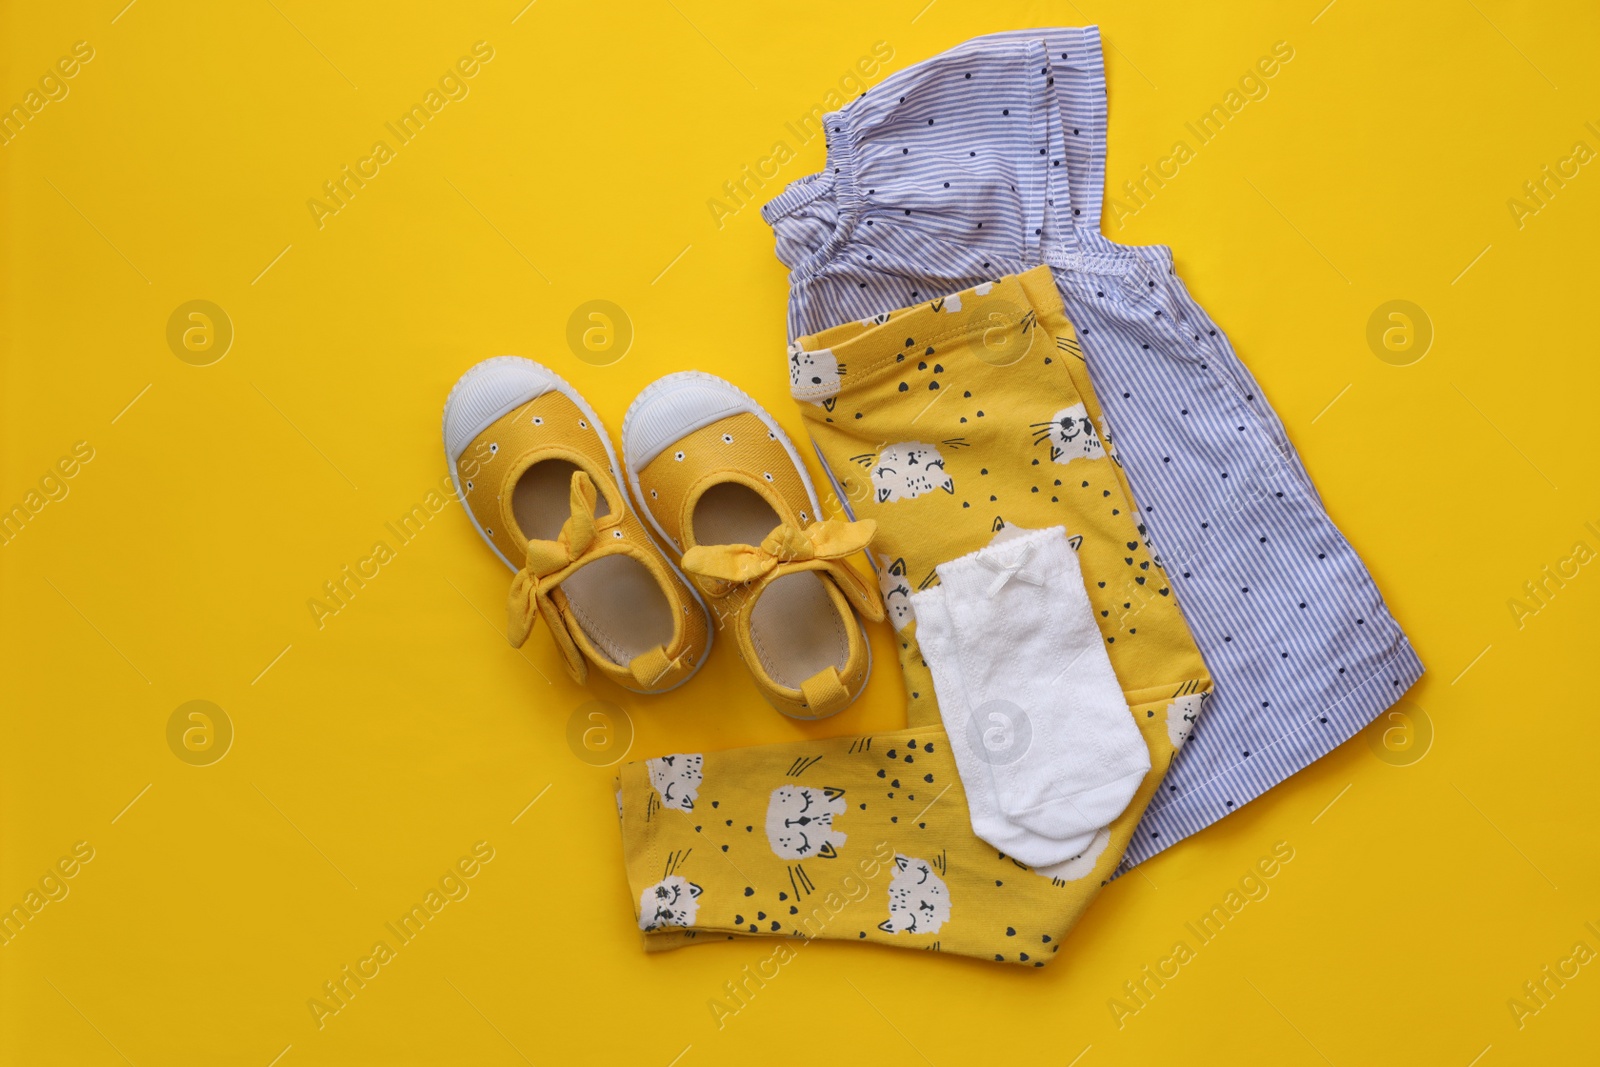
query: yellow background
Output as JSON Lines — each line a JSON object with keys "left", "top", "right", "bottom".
{"left": 3, "top": 1, "right": 1597, "bottom": 1063}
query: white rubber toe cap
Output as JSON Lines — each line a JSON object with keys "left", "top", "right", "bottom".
{"left": 442, "top": 357, "right": 561, "bottom": 470}
{"left": 622, "top": 372, "right": 753, "bottom": 472}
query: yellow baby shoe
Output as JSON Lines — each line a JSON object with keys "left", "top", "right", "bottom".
{"left": 443, "top": 357, "right": 711, "bottom": 693}
{"left": 621, "top": 372, "right": 883, "bottom": 719}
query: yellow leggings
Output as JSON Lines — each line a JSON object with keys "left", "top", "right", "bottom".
{"left": 618, "top": 268, "right": 1211, "bottom": 964}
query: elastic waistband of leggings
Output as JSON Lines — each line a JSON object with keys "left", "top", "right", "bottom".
{"left": 791, "top": 267, "right": 1067, "bottom": 404}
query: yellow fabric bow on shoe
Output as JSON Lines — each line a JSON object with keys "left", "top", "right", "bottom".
{"left": 681, "top": 518, "right": 886, "bottom": 622}
{"left": 506, "top": 469, "right": 604, "bottom": 682}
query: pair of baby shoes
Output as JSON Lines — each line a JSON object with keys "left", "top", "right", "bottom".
{"left": 442, "top": 358, "right": 883, "bottom": 718}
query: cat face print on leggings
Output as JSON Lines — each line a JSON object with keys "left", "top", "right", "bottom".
{"left": 929, "top": 281, "right": 995, "bottom": 313}
{"left": 862, "top": 442, "right": 955, "bottom": 503}
{"left": 877, "top": 555, "right": 915, "bottom": 631}
{"left": 1033, "top": 402, "right": 1105, "bottom": 464}
{"left": 788, "top": 342, "right": 842, "bottom": 409}
{"left": 1032, "top": 827, "right": 1112, "bottom": 884}
{"left": 764, "top": 785, "right": 848, "bottom": 859}
{"left": 1166, "top": 693, "right": 1206, "bottom": 749}
{"left": 646, "top": 754, "right": 703, "bottom": 812}
{"left": 638, "top": 875, "right": 703, "bottom": 931}
{"left": 880, "top": 854, "right": 952, "bottom": 935}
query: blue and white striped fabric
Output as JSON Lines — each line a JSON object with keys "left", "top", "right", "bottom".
{"left": 762, "top": 28, "right": 1424, "bottom": 870}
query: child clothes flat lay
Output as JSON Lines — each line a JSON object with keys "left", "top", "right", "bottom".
{"left": 443, "top": 24, "right": 1423, "bottom": 969}
{"left": 762, "top": 26, "right": 1424, "bottom": 867}
{"left": 615, "top": 271, "right": 1211, "bottom": 963}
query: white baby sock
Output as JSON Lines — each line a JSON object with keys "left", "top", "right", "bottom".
{"left": 909, "top": 526, "right": 1150, "bottom": 867}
